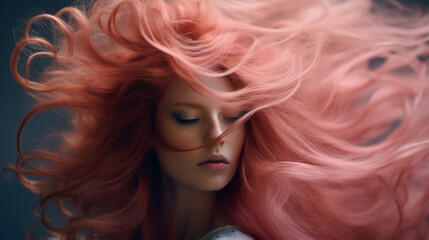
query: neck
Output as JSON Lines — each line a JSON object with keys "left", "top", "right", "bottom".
{"left": 163, "top": 177, "right": 227, "bottom": 240}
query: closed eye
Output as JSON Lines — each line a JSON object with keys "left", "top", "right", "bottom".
{"left": 224, "top": 111, "right": 248, "bottom": 123}
{"left": 176, "top": 118, "right": 199, "bottom": 125}
{"left": 224, "top": 116, "right": 239, "bottom": 123}
{"left": 171, "top": 112, "right": 199, "bottom": 125}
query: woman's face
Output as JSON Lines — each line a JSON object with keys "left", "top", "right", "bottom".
{"left": 155, "top": 76, "right": 245, "bottom": 192}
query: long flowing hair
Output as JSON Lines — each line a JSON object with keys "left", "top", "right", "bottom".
{"left": 5, "top": 0, "right": 429, "bottom": 239}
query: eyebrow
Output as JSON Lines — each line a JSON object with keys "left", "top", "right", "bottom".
{"left": 171, "top": 102, "right": 204, "bottom": 109}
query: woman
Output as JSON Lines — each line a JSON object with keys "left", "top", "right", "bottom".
{"left": 6, "top": 0, "right": 429, "bottom": 239}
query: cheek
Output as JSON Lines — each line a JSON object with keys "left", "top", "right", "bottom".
{"left": 157, "top": 117, "right": 202, "bottom": 149}
{"left": 228, "top": 126, "right": 246, "bottom": 156}
{"left": 156, "top": 148, "right": 192, "bottom": 169}
{"left": 156, "top": 148, "right": 183, "bottom": 182}
{"left": 155, "top": 145, "right": 203, "bottom": 187}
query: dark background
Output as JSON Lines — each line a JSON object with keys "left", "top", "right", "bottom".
{"left": 1, "top": 0, "right": 429, "bottom": 240}
{"left": 1, "top": 2, "right": 74, "bottom": 239}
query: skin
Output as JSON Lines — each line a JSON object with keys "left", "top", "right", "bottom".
{"left": 155, "top": 75, "right": 246, "bottom": 239}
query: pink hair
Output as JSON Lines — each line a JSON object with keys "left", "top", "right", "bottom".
{"left": 5, "top": 0, "right": 429, "bottom": 239}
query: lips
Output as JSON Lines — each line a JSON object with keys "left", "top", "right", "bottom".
{"left": 197, "top": 154, "right": 229, "bottom": 166}
{"left": 197, "top": 154, "right": 229, "bottom": 171}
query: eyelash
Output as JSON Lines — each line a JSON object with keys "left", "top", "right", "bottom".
{"left": 174, "top": 116, "right": 241, "bottom": 125}
{"left": 172, "top": 112, "right": 246, "bottom": 125}
{"left": 224, "top": 116, "right": 240, "bottom": 123}
{"left": 175, "top": 118, "right": 199, "bottom": 125}
{"left": 225, "top": 111, "right": 248, "bottom": 123}
{"left": 171, "top": 112, "right": 198, "bottom": 125}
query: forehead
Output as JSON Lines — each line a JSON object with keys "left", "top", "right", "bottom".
{"left": 159, "top": 76, "right": 233, "bottom": 106}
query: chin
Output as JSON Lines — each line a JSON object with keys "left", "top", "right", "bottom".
{"left": 197, "top": 178, "right": 232, "bottom": 192}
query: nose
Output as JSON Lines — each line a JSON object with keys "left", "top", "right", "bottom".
{"left": 204, "top": 115, "right": 225, "bottom": 148}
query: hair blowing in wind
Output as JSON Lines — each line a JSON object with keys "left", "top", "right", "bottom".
{"left": 5, "top": 0, "right": 429, "bottom": 239}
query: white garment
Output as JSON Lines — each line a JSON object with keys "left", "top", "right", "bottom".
{"left": 49, "top": 225, "right": 254, "bottom": 240}
{"left": 200, "top": 225, "right": 254, "bottom": 240}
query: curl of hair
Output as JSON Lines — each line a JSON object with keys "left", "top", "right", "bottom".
{"left": 5, "top": 0, "right": 429, "bottom": 239}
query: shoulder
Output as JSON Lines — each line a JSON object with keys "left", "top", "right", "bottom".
{"left": 200, "top": 225, "right": 254, "bottom": 240}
